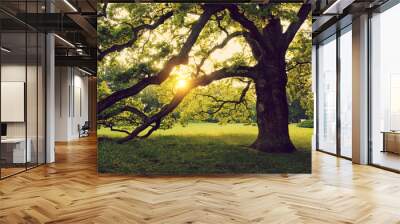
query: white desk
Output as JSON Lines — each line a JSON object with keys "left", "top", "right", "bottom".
{"left": 1, "top": 138, "right": 31, "bottom": 163}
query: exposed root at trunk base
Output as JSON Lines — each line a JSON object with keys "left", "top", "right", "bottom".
{"left": 250, "top": 139, "right": 296, "bottom": 153}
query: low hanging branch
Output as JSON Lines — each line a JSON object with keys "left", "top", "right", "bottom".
{"left": 97, "top": 105, "right": 148, "bottom": 121}
{"left": 109, "top": 126, "right": 130, "bottom": 135}
{"left": 97, "top": 105, "right": 149, "bottom": 136}
{"left": 99, "top": 26, "right": 248, "bottom": 140}
{"left": 139, "top": 121, "right": 161, "bottom": 139}
{"left": 286, "top": 61, "right": 311, "bottom": 72}
{"left": 117, "top": 65, "right": 255, "bottom": 143}
{"left": 197, "top": 80, "right": 252, "bottom": 115}
{"left": 98, "top": 121, "right": 131, "bottom": 135}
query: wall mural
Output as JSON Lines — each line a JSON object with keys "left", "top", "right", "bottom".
{"left": 97, "top": 2, "right": 313, "bottom": 175}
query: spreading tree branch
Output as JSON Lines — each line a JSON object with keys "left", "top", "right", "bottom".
{"left": 286, "top": 61, "right": 311, "bottom": 72}
{"left": 138, "top": 121, "right": 161, "bottom": 139}
{"left": 215, "top": 13, "right": 229, "bottom": 36}
{"left": 198, "top": 80, "right": 251, "bottom": 115}
{"left": 117, "top": 65, "right": 255, "bottom": 143}
{"left": 98, "top": 121, "right": 131, "bottom": 135}
{"left": 242, "top": 32, "right": 263, "bottom": 60}
{"left": 109, "top": 126, "right": 130, "bottom": 135}
{"left": 98, "top": 6, "right": 225, "bottom": 114}
{"left": 98, "top": 11, "right": 174, "bottom": 61}
{"left": 97, "top": 105, "right": 148, "bottom": 121}
{"left": 97, "top": 1, "right": 108, "bottom": 18}
{"left": 226, "top": 5, "right": 264, "bottom": 45}
{"left": 195, "top": 31, "right": 244, "bottom": 76}
{"left": 283, "top": 0, "right": 311, "bottom": 49}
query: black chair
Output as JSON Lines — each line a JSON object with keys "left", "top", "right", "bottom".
{"left": 79, "top": 121, "right": 90, "bottom": 138}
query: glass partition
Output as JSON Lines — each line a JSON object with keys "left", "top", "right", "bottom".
{"left": 339, "top": 26, "right": 352, "bottom": 158}
{"left": 1, "top": 30, "right": 28, "bottom": 178}
{"left": 370, "top": 3, "right": 400, "bottom": 171}
{"left": 38, "top": 32, "right": 45, "bottom": 165}
{"left": 316, "top": 24, "right": 353, "bottom": 159}
{"left": 317, "top": 35, "right": 337, "bottom": 154}
{"left": 27, "top": 30, "right": 38, "bottom": 169}
{"left": 0, "top": 1, "right": 46, "bottom": 179}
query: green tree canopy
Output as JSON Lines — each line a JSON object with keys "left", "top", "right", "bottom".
{"left": 97, "top": 2, "right": 311, "bottom": 152}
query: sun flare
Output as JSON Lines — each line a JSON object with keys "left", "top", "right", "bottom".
{"left": 176, "top": 79, "right": 188, "bottom": 90}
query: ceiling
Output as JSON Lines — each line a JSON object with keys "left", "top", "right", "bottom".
{"left": 0, "top": 0, "right": 97, "bottom": 74}
{"left": 312, "top": 0, "right": 389, "bottom": 41}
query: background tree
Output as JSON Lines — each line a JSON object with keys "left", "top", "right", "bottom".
{"left": 97, "top": 2, "right": 312, "bottom": 153}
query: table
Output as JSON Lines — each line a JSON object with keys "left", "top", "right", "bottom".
{"left": 1, "top": 138, "right": 31, "bottom": 163}
{"left": 381, "top": 131, "right": 400, "bottom": 154}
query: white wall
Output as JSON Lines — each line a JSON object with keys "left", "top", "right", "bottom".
{"left": 54, "top": 67, "right": 89, "bottom": 141}
{"left": 1, "top": 62, "right": 46, "bottom": 164}
{"left": 71, "top": 72, "right": 89, "bottom": 138}
{"left": 55, "top": 66, "right": 70, "bottom": 141}
{"left": 1, "top": 64, "right": 26, "bottom": 139}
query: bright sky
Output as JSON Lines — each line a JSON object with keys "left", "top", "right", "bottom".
{"left": 114, "top": 24, "right": 251, "bottom": 83}
{"left": 172, "top": 37, "right": 248, "bottom": 79}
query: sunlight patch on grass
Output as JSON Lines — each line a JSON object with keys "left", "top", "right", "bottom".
{"left": 98, "top": 123, "right": 313, "bottom": 150}
{"left": 97, "top": 123, "right": 313, "bottom": 174}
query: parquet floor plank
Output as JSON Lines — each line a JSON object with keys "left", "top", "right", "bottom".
{"left": 0, "top": 136, "right": 399, "bottom": 223}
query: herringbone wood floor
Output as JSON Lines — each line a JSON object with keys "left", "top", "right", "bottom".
{"left": 1, "top": 136, "right": 400, "bottom": 224}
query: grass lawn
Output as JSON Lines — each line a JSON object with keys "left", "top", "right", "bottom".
{"left": 98, "top": 123, "right": 312, "bottom": 175}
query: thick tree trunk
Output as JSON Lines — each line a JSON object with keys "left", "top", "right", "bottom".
{"left": 251, "top": 58, "right": 296, "bottom": 153}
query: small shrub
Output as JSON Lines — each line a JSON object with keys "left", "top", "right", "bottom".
{"left": 297, "top": 120, "right": 313, "bottom": 128}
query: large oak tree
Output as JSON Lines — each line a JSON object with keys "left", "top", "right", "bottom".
{"left": 97, "top": 2, "right": 311, "bottom": 153}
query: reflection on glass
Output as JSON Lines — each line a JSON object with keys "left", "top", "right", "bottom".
{"left": 38, "top": 32, "right": 46, "bottom": 165}
{"left": 1, "top": 31, "right": 27, "bottom": 177}
{"left": 390, "top": 75, "right": 400, "bottom": 130}
{"left": 340, "top": 27, "right": 352, "bottom": 158}
{"left": 27, "top": 31, "right": 38, "bottom": 169}
{"left": 371, "top": 3, "right": 400, "bottom": 171}
{"left": 318, "top": 35, "right": 337, "bottom": 154}
{"left": 0, "top": 1, "right": 46, "bottom": 179}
